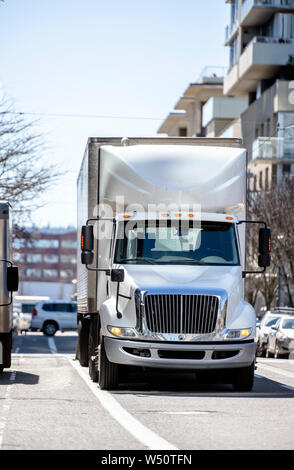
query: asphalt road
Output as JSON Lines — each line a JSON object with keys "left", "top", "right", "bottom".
{"left": 0, "top": 331, "right": 294, "bottom": 450}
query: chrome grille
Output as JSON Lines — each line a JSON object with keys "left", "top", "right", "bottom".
{"left": 144, "top": 294, "right": 219, "bottom": 334}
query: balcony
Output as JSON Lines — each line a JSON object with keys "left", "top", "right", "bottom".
{"left": 224, "top": 36, "right": 294, "bottom": 95}
{"left": 252, "top": 137, "right": 294, "bottom": 161}
{"left": 202, "top": 96, "right": 248, "bottom": 127}
{"left": 241, "top": 0, "right": 294, "bottom": 27}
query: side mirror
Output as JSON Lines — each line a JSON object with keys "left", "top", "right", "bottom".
{"left": 258, "top": 227, "right": 271, "bottom": 268}
{"left": 81, "top": 251, "right": 94, "bottom": 265}
{"left": 81, "top": 225, "right": 94, "bottom": 265}
{"left": 7, "top": 266, "right": 19, "bottom": 292}
{"left": 111, "top": 269, "right": 125, "bottom": 283}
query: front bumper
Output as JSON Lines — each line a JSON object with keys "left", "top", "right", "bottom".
{"left": 104, "top": 337, "right": 256, "bottom": 370}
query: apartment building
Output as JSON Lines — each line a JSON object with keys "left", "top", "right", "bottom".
{"left": 224, "top": 0, "right": 294, "bottom": 189}
{"left": 158, "top": 66, "right": 248, "bottom": 138}
{"left": 13, "top": 227, "right": 77, "bottom": 300}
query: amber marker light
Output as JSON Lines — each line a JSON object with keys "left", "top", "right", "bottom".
{"left": 226, "top": 217, "right": 233, "bottom": 221}
{"left": 110, "top": 327, "right": 121, "bottom": 336}
{"left": 240, "top": 329, "right": 251, "bottom": 338}
{"left": 161, "top": 213, "right": 170, "bottom": 217}
{"left": 174, "top": 213, "right": 182, "bottom": 217}
{"left": 188, "top": 214, "right": 195, "bottom": 218}
{"left": 81, "top": 234, "right": 84, "bottom": 250}
{"left": 123, "top": 215, "right": 131, "bottom": 219}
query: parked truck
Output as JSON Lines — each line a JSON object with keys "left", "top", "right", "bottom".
{"left": 77, "top": 137, "right": 271, "bottom": 391}
{"left": 0, "top": 201, "right": 19, "bottom": 373}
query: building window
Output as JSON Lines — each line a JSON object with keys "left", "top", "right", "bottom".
{"left": 13, "top": 238, "right": 26, "bottom": 248}
{"left": 179, "top": 127, "right": 187, "bottom": 137}
{"left": 43, "top": 269, "right": 58, "bottom": 279}
{"left": 27, "top": 254, "right": 42, "bottom": 263}
{"left": 61, "top": 240, "right": 77, "bottom": 249}
{"left": 259, "top": 171, "right": 263, "bottom": 189}
{"left": 265, "top": 168, "right": 269, "bottom": 190}
{"left": 13, "top": 252, "right": 25, "bottom": 263}
{"left": 31, "top": 239, "right": 59, "bottom": 249}
{"left": 60, "top": 269, "right": 74, "bottom": 279}
{"left": 43, "top": 254, "right": 59, "bottom": 264}
{"left": 26, "top": 268, "right": 42, "bottom": 278}
{"left": 253, "top": 175, "right": 257, "bottom": 192}
{"left": 61, "top": 254, "right": 76, "bottom": 264}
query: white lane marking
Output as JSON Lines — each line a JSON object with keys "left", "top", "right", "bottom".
{"left": 48, "top": 337, "right": 57, "bottom": 354}
{"left": 257, "top": 363, "right": 294, "bottom": 381}
{"left": 0, "top": 371, "right": 16, "bottom": 450}
{"left": 14, "top": 347, "right": 20, "bottom": 354}
{"left": 69, "top": 359, "right": 178, "bottom": 451}
{"left": 156, "top": 411, "right": 210, "bottom": 415}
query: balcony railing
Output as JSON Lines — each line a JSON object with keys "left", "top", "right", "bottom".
{"left": 252, "top": 137, "right": 294, "bottom": 160}
{"left": 242, "top": 0, "right": 294, "bottom": 21}
{"left": 197, "top": 66, "right": 227, "bottom": 82}
{"left": 242, "top": 35, "right": 294, "bottom": 55}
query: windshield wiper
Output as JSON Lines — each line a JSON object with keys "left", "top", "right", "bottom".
{"left": 117, "top": 257, "right": 156, "bottom": 265}
{"left": 167, "top": 260, "right": 206, "bottom": 265}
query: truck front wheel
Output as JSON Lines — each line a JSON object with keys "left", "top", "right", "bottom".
{"left": 232, "top": 362, "right": 255, "bottom": 392}
{"left": 77, "top": 317, "right": 90, "bottom": 367}
{"left": 88, "top": 316, "right": 99, "bottom": 382}
{"left": 0, "top": 331, "right": 12, "bottom": 370}
{"left": 98, "top": 335, "right": 118, "bottom": 390}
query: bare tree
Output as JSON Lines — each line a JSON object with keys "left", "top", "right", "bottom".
{"left": 0, "top": 99, "right": 59, "bottom": 223}
{"left": 246, "top": 178, "right": 294, "bottom": 309}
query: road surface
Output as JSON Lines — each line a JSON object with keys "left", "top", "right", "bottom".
{"left": 0, "top": 331, "right": 294, "bottom": 450}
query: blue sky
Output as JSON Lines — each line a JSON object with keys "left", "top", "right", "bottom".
{"left": 0, "top": 0, "right": 229, "bottom": 227}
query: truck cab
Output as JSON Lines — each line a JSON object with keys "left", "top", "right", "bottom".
{"left": 77, "top": 138, "right": 271, "bottom": 391}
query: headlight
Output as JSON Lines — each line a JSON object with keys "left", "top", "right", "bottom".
{"left": 107, "top": 326, "right": 137, "bottom": 338}
{"left": 222, "top": 328, "right": 252, "bottom": 340}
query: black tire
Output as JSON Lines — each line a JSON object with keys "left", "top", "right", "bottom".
{"left": 0, "top": 331, "right": 12, "bottom": 369}
{"left": 98, "top": 335, "right": 119, "bottom": 390}
{"left": 0, "top": 365, "right": 4, "bottom": 373}
{"left": 232, "top": 362, "right": 255, "bottom": 392}
{"left": 88, "top": 317, "right": 99, "bottom": 382}
{"left": 78, "top": 317, "right": 90, "bottom": 367}
{"left": 43, "top": 322, "right": 58, "bottom": 337}
{"left": 256, "top": 341, "right": 265, "bottom": 357}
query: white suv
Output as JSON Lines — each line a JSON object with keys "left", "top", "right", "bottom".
{"left": 31, "top": 301, "right": 77, "bottom": 336}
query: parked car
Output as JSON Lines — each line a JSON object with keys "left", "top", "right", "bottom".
{"left": 256, "top": 312, "right": 287, "bottom": 357}
{"left": 266, "top": 316, "right": 294, "bottom": 359}
{"left": 30, "top": 301, "right": 77, "bottom": 336}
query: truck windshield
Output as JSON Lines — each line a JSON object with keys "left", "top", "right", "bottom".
{"left": 114, "top": 220, "right": 240, "bottom": 266}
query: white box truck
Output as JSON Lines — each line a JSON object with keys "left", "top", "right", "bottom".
{"left": 77, "top": 137, "right": 271, "bottom": 391}
{"left": 0, "top": 201, "right": 19, "bottom": 373}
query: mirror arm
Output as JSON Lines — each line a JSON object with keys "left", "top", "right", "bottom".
{"left": 116, "top": 283, "right": 122, "bottom": 319}
{"left": 242, "top": 267, "right": 266, "bottom": 278}
{"left": 237, "top": 220, "right": 267, "bottom": 228}
{"left": 86, "top": 216, "right": 116, "bottom": 226}
{"left": 86, "top": 266, "right": 110, "bottom": 274}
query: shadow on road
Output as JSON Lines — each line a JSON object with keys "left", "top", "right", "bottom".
{"left": 111, "top": 369, "right": 294, "bottom": 398}
{"left": 0, "top": 371, "right": 39, "bottom": 386}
